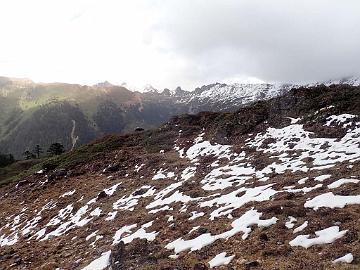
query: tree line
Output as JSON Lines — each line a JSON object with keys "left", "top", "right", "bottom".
{"left": 0, "top": 142, "right": 66, "bottom": 168}
{"left": 23, "top": 143, "right": 65, "bottom": 160}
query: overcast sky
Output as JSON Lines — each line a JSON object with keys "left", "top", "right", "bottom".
{"left": 0, "top": 0, "right": 359, "bottom": 90}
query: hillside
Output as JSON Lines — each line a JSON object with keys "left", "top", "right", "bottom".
{"left": 0, "top": 84, "right": 359, "bottom": 269}
{"left": 3, "top": 76, "right": 359, "bottom": 158}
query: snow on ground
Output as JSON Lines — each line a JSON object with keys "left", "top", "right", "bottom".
{"left": 90, "top": 208, "right": 102, "bottom": 217}
{"left": 200, "top": 185, "right": 277, "bottom": 220}
{"left": 60, "top": 189, "right": 76, "bottom": 198}
{"left": 314, "top": 175, "right": 331, "bottom": 182}
{"left": 120, "top": 221, "right": 158, "bottom": 244}
{"left": 293, "top": 221, "right": 308, "bottom": 234}
{"left": 86, "top": 230, "right": 98, "bottom": 241}
{"left": 112, "top": 224, "right": 137, "bottom": 245}
{"left": 208, "top": 252, "right": 235, "bottom": 268}
{"left": 103, "top": 183, "right": 121, "bottom": 196}
{"left": 325, "top": 114, "right": 357, "bottom": 128}
{"left": 1, "top": 113, "right": 359, "bottom": 268}
{"left": 166, "top": 209, "right": 277, "bottom": 254}
{"left": 297, "top": 177, "right": 308, "bottom": 184}
{"left": 285, "top": 216, "right": 297, "bottom": 229}
{"left": 105, "top": 211, "right": 117, "bottom": 221}
{"left": 200, "top": 155, "right": 254, "bottom": 191}
{"left": 285, "top": 184, "right": 322, "bottom": 194}
{"left": 177, "top": 133, "right": 233, "bottom": 163}
{"left": 248, "top": 120, "right": 360, "bottom": 173}
{"left": 189, "top": 211, "right": 205, "bottom": 220}
{"left": 327, "top": 178, "right": 359, "bottom": 189}
{"left": 112, "top": 222, "right": 158, "bottom": 245}
{"left": 304, "top": 192, "right": 360, "bottom": 210}
{"left": 332, "top": 253, "right": 354, "bottom": 264}
{"left": 113, "top": 186, "right": 156, "bottom": 211}
{"left": 81, "top": 250, "right": 111, "bottom": 270}
{"left": 289, "top": 226, "right": 347, "bottom": 248}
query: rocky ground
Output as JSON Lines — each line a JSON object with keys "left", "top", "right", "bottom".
{"left": 0, "top": 84, "right": 359, "bottom": 269}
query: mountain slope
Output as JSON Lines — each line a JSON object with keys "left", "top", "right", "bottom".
{"left": 1, "top": 76, "right": 360, "bottom": 158}
{"left": 0, "top": 84, "right": 359, "bottom": 269}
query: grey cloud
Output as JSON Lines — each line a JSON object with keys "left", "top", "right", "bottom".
{"left": 150, "top": 0, "right": 360, "bottom": 84}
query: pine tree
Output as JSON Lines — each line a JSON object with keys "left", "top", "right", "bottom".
{"left": 47, "top": 143, "right": 65, "bottom": 156}
{"left": 33, "top": 144, "right": 43, "bottom": 159}
{"left": 23, "top": 150, "right": 36, "bottom": 160}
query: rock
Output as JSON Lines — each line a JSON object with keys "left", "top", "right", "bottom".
{"left": 104, "top": 163, "right": 120, "bottom": 173}
{"left": 135, "top": 127, "right": 145, "bottom": 132}
{"left": 198, "top": 227, "right": 208, "bottom": 234}
{"left": 110, "top": 241, "right": 125, "bottom": 269}
{"left": 245, "top": 261, "right": 260, "bottom": 269}
{"left": 97, "top": 191, "right": 108, "bottom": 200}
{"left": 259, "top": 233, "right": 269, "bottom": 242}
{"left": 23, "top": 233, "right": 32, "bottom": 239}
{"left": 133, "top": 188, "right": 147, "bottom": 196}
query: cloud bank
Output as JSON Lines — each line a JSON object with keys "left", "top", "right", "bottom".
{"left": 0, "top": 0, "right": 359, "bottom": 89}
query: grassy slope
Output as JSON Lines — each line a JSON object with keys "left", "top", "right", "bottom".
{"left": 0, "top": 134, "right": 130, "bottom": 186}
{"left": 0, "top": 159, "right": 44, "bottom": 187}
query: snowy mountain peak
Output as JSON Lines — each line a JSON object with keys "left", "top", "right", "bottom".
{"left": 94, "top": 81, "right": 114, "bottom": 88}
{"left": 142, "top": 84, "right": 159, "bottom": 93}
{"left": 321, "top": 75, "right": 360, "bottom": 86}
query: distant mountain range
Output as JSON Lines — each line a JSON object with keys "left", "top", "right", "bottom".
{"left": 0, "top": 75, "right": 359, "bottom": 158}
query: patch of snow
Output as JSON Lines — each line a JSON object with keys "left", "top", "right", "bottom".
{"left": 332, "top": 253, "right": 354, "bottom": 264}
{"left": 285, "top": 184, "right": 322, "bottom": 194}
{"left": 112, "top": 224, "right": 137, "bottom": 245}
{"left": 188, "top": 226, "right": 200, "bottom": 234}
{"left": 152, "top": 169, "right": 174, "bottom": 180}
{"left": 289, "top": 226, "right": 347, "bottom": 248}
{"left": 305, "top": 192, "right": 360, "bottom": 210}
{"left": 112, "top": 222, "right": 158, "bottom": 246}
{"left": 189, "top": 211, "right": 205, "bottom": 220}
{"left": 201, "top": 160, "right": 254, "bottom": 191}
{"left": 297, "top": 177, "right": 308, "bottom": 185}
{"left": 328, "top": 178, "right": 359, "bottom": 189}
{"left": 293, "top": 221, "right": 308, "bottom": 233}
{"left": 208, "top": 252, "right": 235, "bottom": 268}
{"left": 86, "top": 230, "right": 99, "bottom": 241}
{"left": 135, "top": 164, "right": 145, "bottom": 172}
{"left": 60, "top": 189, "right": 76, "bottom": 198}
{"left": 184, "top": 133, "right": 233, "bottom": 163}
{"left": 287, "top": 117, "right": 300, "bottom": 124}
{"left": 325, "top": 114, "right": 356, "bottom": 128}
{"left": 90, "top": 208, "right": 102, "bottom": 217}
{"left": 200, "top": 184, "right": 277, "bottom": 220}
{"left": 314, "top": 175, "right": 331, "bottom": 182}
{"left": 104, "top": 183, "right": 121, "bottom": 196}
{"left": 181, "top": 167, "right": 196, "bottom": 181}
{"left": 105, "top": 211, "right": 117, "bottom": 221}
{"left": 285, "top": 216, "right": 297, "bottom": 229}
{"left": 113, "top": 186, "right": 156, "bottom": 211}
{"left": 166, "top": 209, "right": 277, "bottom": 254}
{"left": 81, "top": 250, "right": 111, "bottom": 270}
